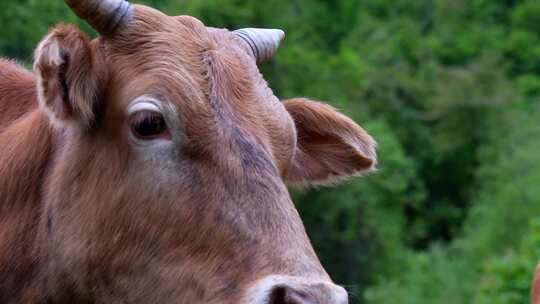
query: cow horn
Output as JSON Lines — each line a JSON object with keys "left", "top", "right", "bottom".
{"left": 234, "top": 28, "right": 285, "bottom": 63}
{"left": 64, "top": 0, "right": 133, "bottom": 35}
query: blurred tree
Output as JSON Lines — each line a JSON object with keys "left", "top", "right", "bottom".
{"left": 474, "top": 218, "right": 540, "bottom": 304}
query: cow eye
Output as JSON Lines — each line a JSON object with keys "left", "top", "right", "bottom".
{"left": 129, "top": 110, "right": 169, "bottom": 140}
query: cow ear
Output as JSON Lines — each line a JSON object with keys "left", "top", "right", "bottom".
{"left": 283, "top": 98, "right": 377, "bottom": 186}
{"left": 34, "top": 24, "right": 104, "bottom": 128}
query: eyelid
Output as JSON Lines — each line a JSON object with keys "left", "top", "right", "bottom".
{"left": 128, "top": 96, "right": 162, "bottom": 115}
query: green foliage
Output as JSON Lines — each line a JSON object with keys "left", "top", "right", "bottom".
{"left": 0, "top": 0, "right": 92, "bottom": 61}
{"left": 365, "top": 104, "right": 540, "bottom": 303}
{"left": 474, "top": 218, "right": 540, "bottom": 304}
{"left": 2, "top": 0, "right": 540, "bottom": 303}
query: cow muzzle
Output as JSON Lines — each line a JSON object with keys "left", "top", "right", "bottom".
{"left": 244, "top": 275, "right": 348, "bottom": 304}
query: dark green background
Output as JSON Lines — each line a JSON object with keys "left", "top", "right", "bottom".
{"left": 3, "top": 1, "right": 540, "bottom": 303}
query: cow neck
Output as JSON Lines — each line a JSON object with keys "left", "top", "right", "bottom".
{"left": 0, "top": 109, "right": 53, "bottom": 211}
{"left": 0, "top": 109, "right": 54, "bottom": 301}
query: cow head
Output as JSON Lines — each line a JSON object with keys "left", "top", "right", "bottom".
{"left": 33, "top": 1, "right": 377, "bottom": 303}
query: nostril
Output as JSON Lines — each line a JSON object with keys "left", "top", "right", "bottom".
{"left": 248, "top": 277, "right": 349, "bottom": 304}
{"left": 269, "top": 286, "right": 314, "bottom": 304}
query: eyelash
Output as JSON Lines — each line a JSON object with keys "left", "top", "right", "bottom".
{"left": 129, "top": 110, "right": 170, "bottom": 140}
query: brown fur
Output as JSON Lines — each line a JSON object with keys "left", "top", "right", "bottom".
{"left": 533, "top": 263, "right": 540, "bottom": 304}
{"left": 34, "top": 24, "right": 106, "bottom": 127}
{"left": 283, "top": 98, "right": 377, "bottom": 185}
{"left": 0, "top": 4, "right": 376, "bottom": 303}
{"left": 0, "top": 60, "right": 37, "bottom": 130}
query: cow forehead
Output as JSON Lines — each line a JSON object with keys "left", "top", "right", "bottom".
{"left": 111, "top": 8, "right": 211, "bottom": 62}
{"left": 104, "top": 8, "right": 219, "bottom": 108}
{"left": 130, "top": 4, "right": 207, "bottom": 33}
{"left": 124, "top": 5, "right": 211, "bottom": 53}
{"left": 105, "top": 6, "right": 266, "bottom": 108}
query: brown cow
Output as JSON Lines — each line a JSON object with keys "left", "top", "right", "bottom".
{"left": 0, "top": 0, "right": 377, "bottom": 303}
{"left": 533, "top": 263, "right": 540, "bottom": 304}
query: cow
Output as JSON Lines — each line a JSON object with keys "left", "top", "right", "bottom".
{"left": 533, "top": 263, "right": 540, "bottom": 304}
{"left": 0, "top": 0, "right": 377, "bottom": 303}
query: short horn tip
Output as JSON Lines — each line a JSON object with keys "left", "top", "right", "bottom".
{"left": 274, "top": 29, "right": 286, "bottom": 42}
{"left": 234, "top": 28, "right": 286, "bottom": 63}
{"left": 261, "top": 28, "right": 285, "bottom": 45}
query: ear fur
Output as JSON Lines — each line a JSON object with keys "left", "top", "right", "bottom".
{"left": 34, "top": 24, "right": 104, "bottom": 128}
{"left": 283, "top": 98, "right": 377, "bottom": 186}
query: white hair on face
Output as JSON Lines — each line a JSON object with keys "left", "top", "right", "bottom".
{"left": 128, "top": 100, "right": 160, "bottom": 114}
{"left": 33, "top": 32, "right": 95, "bottom": 130}
{"left": 128, "top": 95, "right": 179, "bottom": 115}
{"left": 34, "top": 35, "right": 67, "bottom": 129}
